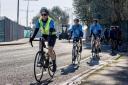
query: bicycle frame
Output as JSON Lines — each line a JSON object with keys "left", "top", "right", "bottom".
{"left": 39, "top": 37, "right": 46, "bottom": 52}
{"left": 72, "top": 38, "right": 81, "bottom": 64}
{"left": 91, "top": 36, "right": 100, "bottom": 58}
{"left": 31, "top": 37, "right": 47, "bottom": 67}
{"left": 73, "top": 41, "right": 79, "bottom": 56}
{"left": 73, "top": 38, "right": 81, "bottom": 52}
{"left": 73, "top": 41, "right": 79, "bottom": 48}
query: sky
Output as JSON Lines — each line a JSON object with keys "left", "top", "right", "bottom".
{"left": 0, "top": 0, "right": 73, "bottom": 26}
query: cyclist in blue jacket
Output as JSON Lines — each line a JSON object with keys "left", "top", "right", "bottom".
{"left": 70, "top": 18, "right": 83, "bottom": 52}
{"left": 90, "top": 19, "right": 102, "bottom": 52}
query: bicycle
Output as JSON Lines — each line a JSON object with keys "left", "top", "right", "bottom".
{"left": 72, "top": 38, "right": 82, "bottom": 65}
{"left": 91, "top": 36, "right": 100, "bottom": 60}
{"left": 30, "top": 37, "right": 56, "bottom": 82}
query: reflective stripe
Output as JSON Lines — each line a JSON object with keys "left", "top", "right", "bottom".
{"left": 52, "top": 32, "right": 56, "bottom": 35}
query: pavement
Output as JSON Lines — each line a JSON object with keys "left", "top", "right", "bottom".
{"left": 79, "top": 53, "right": 128, "bottom": 85}
{"left": 0, "top": 38, "right": 29, "bottom": 46}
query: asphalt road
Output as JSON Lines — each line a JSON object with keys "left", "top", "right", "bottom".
{"left": 0, "top": 40, "right": 115, "bottom": 85}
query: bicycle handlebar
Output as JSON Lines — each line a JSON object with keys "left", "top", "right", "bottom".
{"left": 30, "top": 39, "right": 39, "bottom": 47}
{"left": 30, "top": 38, "right": 48, "bottom": 49}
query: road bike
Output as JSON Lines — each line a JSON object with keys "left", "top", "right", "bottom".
{"left": 91, "top": 36, "right": 101, "bottom": 59}
{"left": 30, "top": 37, "right": 56, "bottom": 82}
{"left": 72, "top": 38, "right": 82, "bottom": 65}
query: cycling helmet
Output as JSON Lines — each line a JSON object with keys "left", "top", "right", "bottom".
{"left": 40, "top": 7, "right": 49, "bottom": 15}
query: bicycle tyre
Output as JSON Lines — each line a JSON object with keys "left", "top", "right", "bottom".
{"left": 34, "top": 51, "right": 44, "bottom": 82}
{"left": 72, "top": 45, "right": 79, "bottom": 64}
{"left": 72, "top": 46, "right": 76, "bottom": 64}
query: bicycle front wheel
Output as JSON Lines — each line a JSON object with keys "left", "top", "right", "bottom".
{"left": 72, "top": 46, "right": 78, "bottom": 64}
{"left": 48, "top": 50, "right": 56, "bottom": 78}
{"left": 34, "top": 51, "right": 44, "bottom": 82}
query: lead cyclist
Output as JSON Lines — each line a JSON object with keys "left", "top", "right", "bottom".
{"left": 29, "top": 7, "right": 57, "bottom": 72}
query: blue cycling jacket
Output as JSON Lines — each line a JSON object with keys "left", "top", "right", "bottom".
{"left": 90, "top": 23, "right": 102, "bottom": 35}
{"left": 70, "top": 24, "right": 83, "bottom": 38}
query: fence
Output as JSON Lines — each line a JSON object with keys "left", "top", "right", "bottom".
{"left": 0, "top": 16, "right": 24, "bottom": 42}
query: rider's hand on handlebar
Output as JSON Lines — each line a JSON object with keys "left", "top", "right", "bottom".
{"left": 29, "top": 37, "right": 34, "bottom": 47}
{"left": 29, "top": 37, "right": 33, "bottom": 43}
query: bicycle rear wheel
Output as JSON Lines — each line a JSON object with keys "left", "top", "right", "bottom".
{"left": 34, "top": 51, "right": 44, "bottom": 82}
{"left": 72, "top": 46, "right": 75, "bottom": 64}
{"left": 48, "top": 50, "right": 56, "bottom": 78}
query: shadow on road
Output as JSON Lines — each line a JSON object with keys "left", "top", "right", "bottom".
{"left": 105, "top": 66, "right": 128, "bottom": 85}
{"left": 110, "top": 52, "right": 117, "bottom": 56}
{"left": 30, "top": 78, "right": 53, "bottom": 85}
{"left": 86, "top": 56, "right": 100, "bottom": 66}
{"left": 60, "top": 64, "right": 79, "bottom": 75}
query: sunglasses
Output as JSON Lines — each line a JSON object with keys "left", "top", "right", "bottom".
{"left": 41, "top": 14, "right": 47, "bottom": 16}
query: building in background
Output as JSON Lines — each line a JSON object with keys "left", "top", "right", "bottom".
{"left": 0, "top": 16, "right": 24, "bottom": 42}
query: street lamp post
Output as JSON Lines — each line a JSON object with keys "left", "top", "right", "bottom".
{"left": 0, "top": 0, "right": 1, "bottom": 16}
{"left": 17, "top": 0, "right": 20, "bottom": 24}
{"left": 16, "top": 0, "right": 20, "bottom": 40}
{"left": 24, "top": 0, "right": 38, "bottom": 27}
{"left": 24, "top": 0, "right": 38, "bottom": 38}
{"left": 26, "top": 0, "right": 29, "bottom": 27}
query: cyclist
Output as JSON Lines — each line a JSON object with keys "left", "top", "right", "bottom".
{"left": 89, "top": 19, "right": 102, "bottom": 53}
{"left": 110, "top": 26, "right": 117, "bottom": 54}
{"left": 115, "top": 26, "right": 122, "bottom": 51}
{"left": 70, "top": 18, "right": 83, "bottom": 60}
{"left": 104, "top": 28, "right": 110, "bottom": 44}
{"left": 29, "top": 7, "right": 57, "bottom": 72}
